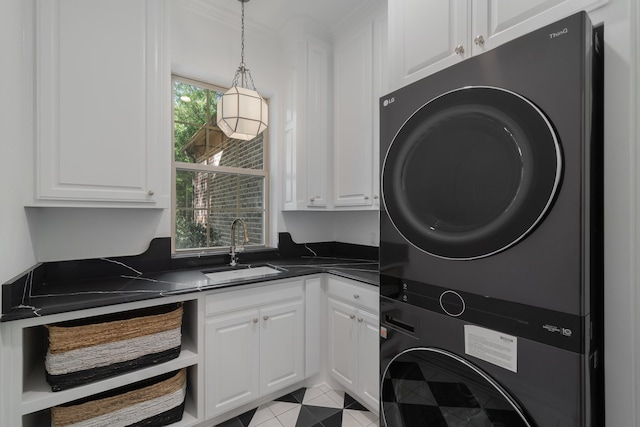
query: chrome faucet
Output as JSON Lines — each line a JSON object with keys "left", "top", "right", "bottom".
{"left": 230, "top": 218, "right": 250, "bottom": 266}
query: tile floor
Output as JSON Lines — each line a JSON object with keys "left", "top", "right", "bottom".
{"left": 215, "top": 385, "right": 379, "bottom": 427}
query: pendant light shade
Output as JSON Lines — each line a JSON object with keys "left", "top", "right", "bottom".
{"left": 217, "top": 0, "right": 268, "bottom": 141}
{"left": 217, "top": 86, "right": 268, "bottom": 141}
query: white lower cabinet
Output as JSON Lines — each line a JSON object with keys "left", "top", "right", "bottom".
{"left": 204, "top": 281, "right": 305, "bottom": 419}
{"left": 327, "top": 277, "right": 380, "bottom": 411}
{"left": 205, "top": 308, "right": 261, "bottom": 418}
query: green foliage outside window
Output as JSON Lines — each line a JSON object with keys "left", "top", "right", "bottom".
{"left": 172, "top": 77, "right": 267, "bottom": 252}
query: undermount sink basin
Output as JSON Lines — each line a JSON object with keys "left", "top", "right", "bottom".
{"left": 203, "top": 265, "right": 283, "bottom": 284}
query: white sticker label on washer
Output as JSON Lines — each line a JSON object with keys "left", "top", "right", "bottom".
{"left": 464, "top": 325, "right": 518, "bottom": 373}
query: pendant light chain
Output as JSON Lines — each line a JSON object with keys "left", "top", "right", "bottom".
{"left": 240, "top": 0, "right": 245, "bottom": 68}
{"left": 231, "top": 0, "right": 257, "bottom": 91}
{"left": 217, "top": 0, "right": 268, "bottom": 141}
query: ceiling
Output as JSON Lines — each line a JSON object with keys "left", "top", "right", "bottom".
{"left": 204, "top": 0, "right": 375, "bottom": 34}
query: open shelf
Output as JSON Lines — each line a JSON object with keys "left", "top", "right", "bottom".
{"left": 22, "top": 366, "right": 200, "bottom": 427}
{"left": 18, "top": 299, "right": 201, "bottom": 423}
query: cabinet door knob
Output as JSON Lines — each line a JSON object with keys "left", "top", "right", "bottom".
{"left": 454, "top": 45, "right": 465, "bottom": 55}
{"left": 373, "top": 195, "right": 379, "bottom": 200}
{"left": 263, "top": 315, "right": 269, "bottom": 321}
{"left": 364, "top": 196, "right": 369, "bottom": 200}
{"left": 310, "top": 198, "right": 315, "bottom": 203}
{"left": 354, "top": 294, "right": 360, "bottom": 299}
{"left": 350, "top": 314, "right": 356, "bottom": 319}
{"left": 253, "top": 318, "right": 259, "bottom": 323}
{"left": 358, "top": 318, "right": 363, "bottom": 323}
{"left": 147, "top": 190, "right": 155, "bottom": 196}
{"left": 474, "top": 35, "right": 485, "bottom": 46}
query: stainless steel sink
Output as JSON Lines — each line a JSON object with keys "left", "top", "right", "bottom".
{"left": 203, "top": 265, "right": 283, "bottom": 284}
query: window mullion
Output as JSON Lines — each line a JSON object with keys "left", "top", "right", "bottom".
{"left": 176, "top": 162, "right": 267, "bottom": 177}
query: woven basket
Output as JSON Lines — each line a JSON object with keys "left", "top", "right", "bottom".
{"left": 51, "top": 368, "right": 187, "bottom": 427}
{"left": 45, "top": 303, "right": 183, "bottom": 391}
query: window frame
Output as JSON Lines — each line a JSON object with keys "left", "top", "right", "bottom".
{"left": 171, "top": 74, "right": 270, "bottom": 255}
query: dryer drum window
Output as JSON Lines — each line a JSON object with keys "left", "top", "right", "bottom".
{"left": 381, "top": 347, "right": 532, "bottom": 426}
{"left": 381, "top": 86, "right": 561, "bottom": 260}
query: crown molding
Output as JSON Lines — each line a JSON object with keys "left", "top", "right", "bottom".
{"left": 175, "top": 0, "right": 278, "bottom": 38}
{"left": 330, "top": 0, "right": 386, "bottom": 37}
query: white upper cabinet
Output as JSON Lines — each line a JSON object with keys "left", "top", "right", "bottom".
{"left": 282, "top": 2, "right": 386, "bottom": 211}
{"left": 333, "top": 5, "right": 387, "bottom": 209}
{"left": 389, "top": 0, "right": 608, "bottom": 90}
{"left": 282, "top": 22, "right": 332, "bottom": 211}
{"left": 32, "top": 0, "right": 169, "bottom": 207}
{"left": 334, "top": 23, "right": 373, "bottom": 207}
{"left": 388, "top": 0, "right": 469, "bottom": 90}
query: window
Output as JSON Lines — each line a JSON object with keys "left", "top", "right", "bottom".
{"left": 172, "top": 75, "right": 269, "bottom": 253}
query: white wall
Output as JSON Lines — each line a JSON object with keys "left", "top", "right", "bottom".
{"left": 281, "top": 211, "right": 379, "bottom": 246}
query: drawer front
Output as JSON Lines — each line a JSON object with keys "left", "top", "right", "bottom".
{"left": 206, "top": 280, "right": 304, "bottom": 316}
{"left": 327, "top": 276, "right": 378, "bottom": 311}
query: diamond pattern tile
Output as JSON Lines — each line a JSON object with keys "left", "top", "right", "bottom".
{"left": 215, "top": 386, "right": 378, "bottom": 427}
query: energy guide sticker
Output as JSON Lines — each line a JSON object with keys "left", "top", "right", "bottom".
{"left": 464, "top": 325, "right": 518, "bottom": 373}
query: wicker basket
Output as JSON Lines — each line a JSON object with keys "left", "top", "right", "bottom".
{"left": 45, "top": 303, "right": 183, "bottom": 391}
{"left": 51, "top": 368, "right": 187, "bottom": 427}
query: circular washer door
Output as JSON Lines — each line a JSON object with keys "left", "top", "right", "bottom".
{"left": 381, "top": 347, "right": 533, "bottom": 427}
{"left": 381, "top": 86, "right": 561, "bottom": 260}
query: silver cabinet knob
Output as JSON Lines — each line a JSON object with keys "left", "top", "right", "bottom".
{"left": 310, "top": 198, "right": 315, "bottom": 203}
{"left": 147, "top": 190, "right": 155, "bottom": 196}
{"left": 349, "top": 314, "right": 356, "bottom": 319}
{"left": 263, "top": 315, "right": 269, "bottom": 321}
{"left": 373, "top": 195, "right": 379, "bottom": 200}
{"left": 474, "top": 35, "right": 485, "bottom": 46}
{"left": 364, "top": 196, "right": 370, "bottom": 200}
{"left": 253, "top": 318, "right": 259, "bottom": 323}
{"left": 358, "top": 318, "right": 363, "bottom": 323}
{"left": 354, "top": 294, "right": 360, "bottom": 299}
{"left": 454, "top": 45, "right": 465, "bottom": 55}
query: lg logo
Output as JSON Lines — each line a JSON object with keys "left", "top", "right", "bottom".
{"left": 549, "top": 28, "right": 569, "bottom": 39}
{"left": 383, "top": 97, "right": 395, "bottom": 107}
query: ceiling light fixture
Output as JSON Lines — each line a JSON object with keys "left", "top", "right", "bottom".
{"left": 217, "top": 0, "right": 268, "bottom": 141}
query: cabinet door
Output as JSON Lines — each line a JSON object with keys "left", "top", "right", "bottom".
{"left": 371, "top": 11, "right": 388, "bottom": 207}
{"left": 282, "top": 32, "right": 331, "bottom": 211}
{"left": 357, "top": 309, "right": 380, "bottom": 410}
{"left": 34, "top": 0, "right": 167, "bottom": 206}
{"left": 205, "top": 309, "right": 260, "bottom": 419}
{"left": 327, "top": 298, "right": 358, "bottom": 389}
{"left": 334, "top": 22, "right": 374, "bottom": 207}
{"left": 306, "top": 40, "right": 331, "bottom": 208}
{"left": 471, "top": 0, "right": 607, "bottom": 56}
{"left": 260, "top": 299, "right": 305, "bottom": 395}
{"left": 388, "top": 0, "right": 469, "bottom": 89}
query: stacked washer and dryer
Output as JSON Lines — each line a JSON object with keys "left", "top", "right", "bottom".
{"left": 379, "top": 12, "right": 604, "bottom": 427}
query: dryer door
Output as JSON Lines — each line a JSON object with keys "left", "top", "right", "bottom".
{"left": 381, "top": 347, "right": 533, "bottom": 427}
{"left": 381, "top": 86, "right": 561, "bottom": 260}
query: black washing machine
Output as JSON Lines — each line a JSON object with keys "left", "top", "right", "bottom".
{"left": 379, "top": 11, "right": 603, "bottom": 427}
{"left": 379, "top": 293, "right": 598, "bottom": 426}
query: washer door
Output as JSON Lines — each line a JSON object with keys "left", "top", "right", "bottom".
{"left": 381, "top": 86, "right": 561, "bottom": 260}
{"left": 381, "top": 347, "right": 533, "bottom": 427}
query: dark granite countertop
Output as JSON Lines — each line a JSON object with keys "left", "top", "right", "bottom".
{"left": 1, "top": 255, "right": 378, "bottom": 322}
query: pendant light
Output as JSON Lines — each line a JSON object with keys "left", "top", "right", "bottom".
{"left": 217, "top": 0, "right": 268, "bottom": 141}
